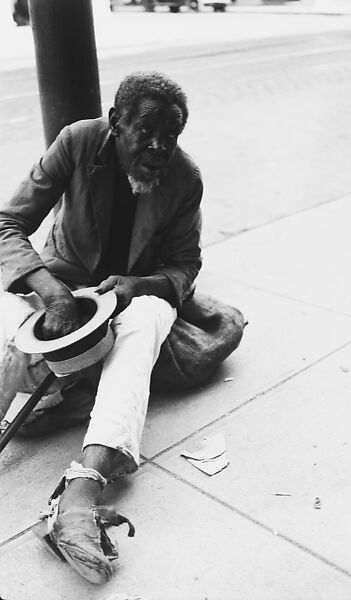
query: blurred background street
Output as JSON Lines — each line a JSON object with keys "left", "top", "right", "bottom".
{"left": 1, "top": 0, "right": 351, "bottom": 247}
{"left": 1, "top": 1, "right": 351, "bottom": 598}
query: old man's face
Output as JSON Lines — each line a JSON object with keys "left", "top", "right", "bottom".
{"left": 112, "top": 96, "right": 184, "bottom": 194}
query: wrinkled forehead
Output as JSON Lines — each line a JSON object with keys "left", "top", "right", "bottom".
{"left": 133, "top": 96, "right": 184, "bottom": 128}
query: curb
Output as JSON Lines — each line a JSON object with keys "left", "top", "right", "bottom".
{"left": 228, "top": 8, "right": 351, "bottom": 16}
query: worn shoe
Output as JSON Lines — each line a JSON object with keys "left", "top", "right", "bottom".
{"left": 44, "top": 462, "right": 135, "bottom": 584}
{"left": 49, "top": 505, "right": 134, "bottom": 584}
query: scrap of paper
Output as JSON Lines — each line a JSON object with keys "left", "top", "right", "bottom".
{"left": 181, "top": 433, "right": 229, "bottom": 476}
{"left": 314, "top": 497, "right": 322, "bottom": 509}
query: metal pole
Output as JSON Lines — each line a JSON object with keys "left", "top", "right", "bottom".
{"left": 28, "top": 0, "right": 102, "bottom": 148}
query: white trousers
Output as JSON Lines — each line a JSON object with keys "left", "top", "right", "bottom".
{"left": 0, "top": 292, "right": 176, "bottom": 473}
{"left": 83, "top": 295, "right": 176, "bottom": 472}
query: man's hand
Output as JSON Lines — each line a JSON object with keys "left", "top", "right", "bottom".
{"left": 95, "top": 275, "right": 139, "bottom": 315}
{"left": 41, "top": 293, "right": 80, "bottom": 340}
{"left": 23, "top": 268, "right": 81, "bottom": 340}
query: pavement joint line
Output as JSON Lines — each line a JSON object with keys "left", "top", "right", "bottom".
{"left": 208, "top": 275, "right": 351, "bottom": 320}
{"left": 147, "top": 460, "right": 351, "bottom": 580}
{"left": 204, "top": 189, "right": 351, "bottom": 249}
{"left": 150, "top": 44, "right": 351, "bottom": 78}
{"left": 0, "top": 519, "right": 41, "bottom": 550}
{"left": 170, "top": 42, "right": 351, "bottom": 71}
{"left": 165, "top": 33, "right": 351, "bottom": 60}
{"left": 144, "top": 337, "right": 351, "bottom": 463}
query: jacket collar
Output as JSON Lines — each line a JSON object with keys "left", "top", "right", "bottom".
{"left": 96, "top": 128, "right": 114, "bottom": 165}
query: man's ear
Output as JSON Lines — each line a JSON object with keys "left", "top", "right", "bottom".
{"left": 109, "top": 107, "right": 119, "bottom": 136}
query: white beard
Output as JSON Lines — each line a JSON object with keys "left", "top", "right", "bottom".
{"left": 128, "top": 174, "right": 159, "bottom": 195}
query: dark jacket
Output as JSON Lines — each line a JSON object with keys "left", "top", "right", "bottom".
{"left": 0, "top": 118, "right": 203, "bottom": 309}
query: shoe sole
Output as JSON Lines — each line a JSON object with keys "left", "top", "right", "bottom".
{"left": 56, "top": 540, "right": 113, "bottom": 584}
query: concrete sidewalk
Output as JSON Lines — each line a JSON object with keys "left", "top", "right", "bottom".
{"left": 1, "top": 191, "right": 351, "bottom": 599}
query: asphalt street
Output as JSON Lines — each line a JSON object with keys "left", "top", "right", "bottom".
{"left": 1, "top": 13, "right": 351, "bottom": 249}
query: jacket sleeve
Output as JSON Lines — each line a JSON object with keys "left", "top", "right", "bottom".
{"left": 153, "top": 166, "right": 203, "bottom": 310}
{"left": 0, "top": 126, "right": 73, "bottom": 293}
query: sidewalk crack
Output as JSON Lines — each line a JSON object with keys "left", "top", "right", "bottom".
{"left": 145, "top": 338, "right": 351, "bottom": 462}
{"left": 148, "top": 461, "right": 351, "bottom": 580}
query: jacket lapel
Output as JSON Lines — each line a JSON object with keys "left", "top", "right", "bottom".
{"left": 87, "top": 133, "right": 115, "bottom": 269}
{"left": 128, "top": 185, "right": 168, "bottom": 273}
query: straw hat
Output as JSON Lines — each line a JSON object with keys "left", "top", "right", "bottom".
{"left": 15, "top": 287, "right": 117, "bottom": 377}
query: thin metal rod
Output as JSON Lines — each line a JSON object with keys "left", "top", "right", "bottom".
{"left": 0, "top": 371, "right": 56, "bottom": 453}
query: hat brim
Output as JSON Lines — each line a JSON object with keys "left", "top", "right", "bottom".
{"left": 15, "top": 287, "right": 117, "bottom": 355}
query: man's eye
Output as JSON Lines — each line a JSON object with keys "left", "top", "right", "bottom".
{"left": 168, "top": 132, "right": 178, "bottom": 140}
{"left": 139, "top": 127, "right": 150, "bottom": 136}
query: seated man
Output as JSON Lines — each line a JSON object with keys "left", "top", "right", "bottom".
{"left": 0, "top": 71, "right": 245, "bottom": 584}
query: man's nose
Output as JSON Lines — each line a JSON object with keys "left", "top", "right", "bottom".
{"left": 148, "top": 137, "right": 166, "bottom": 153}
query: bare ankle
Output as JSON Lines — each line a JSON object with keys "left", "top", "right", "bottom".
{"left": 80, "top": 444, "right": 117, "bottom": 478}
{"left": 60, "top": 478, "right": 102, "bottom": 511}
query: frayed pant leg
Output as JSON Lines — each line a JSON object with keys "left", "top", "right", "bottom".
{"left": 82, "top": 296, "right": 176, "bottom": 474}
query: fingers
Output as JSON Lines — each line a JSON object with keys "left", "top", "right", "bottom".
{"left": 41, "top": 318, "right": 78, "bottom": 340}
{"left": 41, "top": 299, "right": 80, "bottom": 340}
{"left": 95, "top": 276, "right": 136, "bottom": 316}
{"left": 95, "top": 276, "right": 119, "bottom": 295}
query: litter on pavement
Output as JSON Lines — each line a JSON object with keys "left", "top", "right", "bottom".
{"left": 181, "top": 433, "right": 229, "bottom": 476}
{"left": 314, "top": 497, "right": 322, "bottom": 509}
